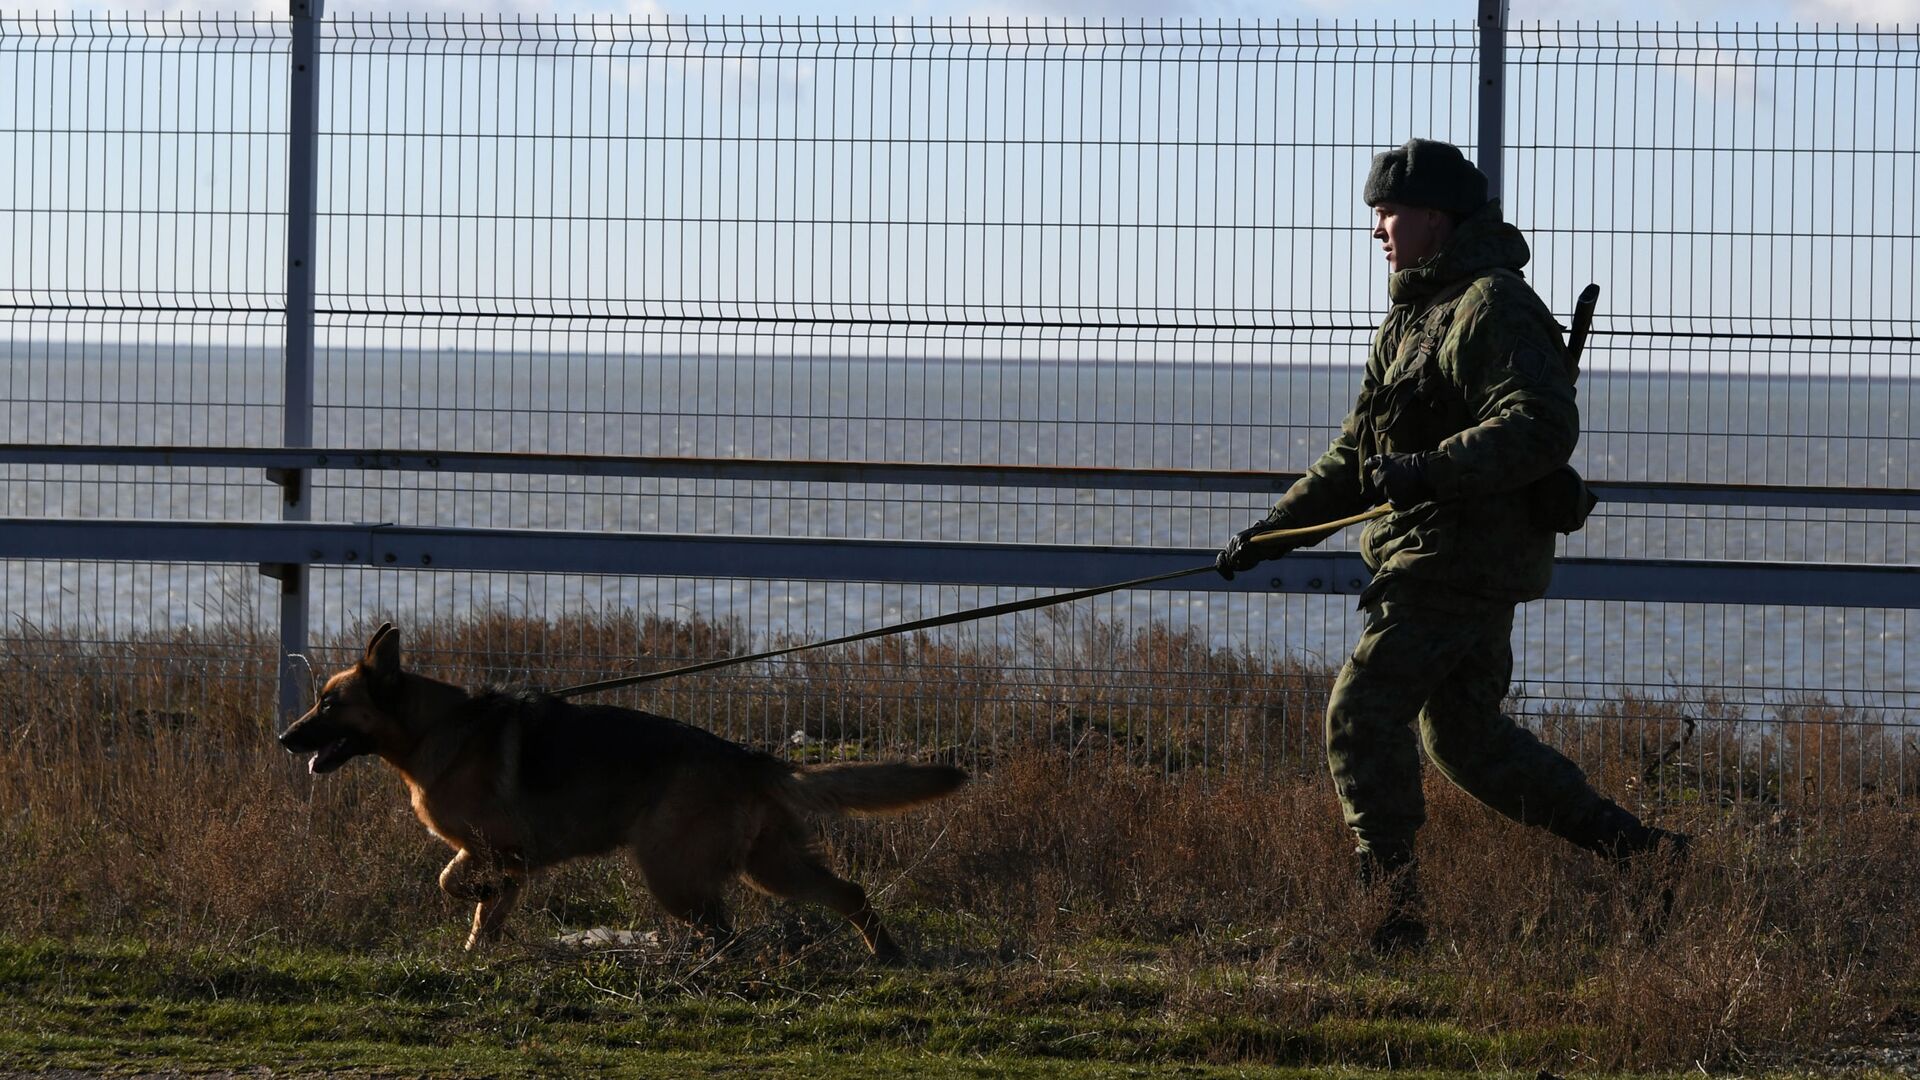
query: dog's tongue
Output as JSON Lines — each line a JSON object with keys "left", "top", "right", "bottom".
{"left": 309, "top": 737, "right": 353, "bottom": 774}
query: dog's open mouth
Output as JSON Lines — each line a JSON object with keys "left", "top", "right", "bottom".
{"left": 308, "top": 735, "right": 368, "bottom": 774}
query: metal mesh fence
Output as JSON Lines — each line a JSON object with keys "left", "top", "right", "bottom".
{"left": 2, "top": 14, "right": 1916, "bottom": 803}
{"left": 1512, "top": 25, "right": 1919, "bottom": 578}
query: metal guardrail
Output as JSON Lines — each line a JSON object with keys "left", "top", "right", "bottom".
{"left": 7, "top": 439, "right": 1916, "bottom": 611}
{"left": 6, "top": 515, "right": 1918, "bottom": 611}
{"left": 7, "top": 445, "right": 1919, "bottom": 511}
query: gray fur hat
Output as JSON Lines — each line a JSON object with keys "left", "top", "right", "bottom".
{"left": 1362, "top": 139, "right": 1489, "bottom": 216}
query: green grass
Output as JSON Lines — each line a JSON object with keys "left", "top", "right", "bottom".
{"left": 0, "top": 931, "right": 1897, "bottom": 1080}
{"left": 4, "top": 613, "right": 1916, "bottom": 1075}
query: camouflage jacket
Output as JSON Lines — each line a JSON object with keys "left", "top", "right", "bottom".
{"left": 1268, "top": 200, "right": 1577, "bottom": 611}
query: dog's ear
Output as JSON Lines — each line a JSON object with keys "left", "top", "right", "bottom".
{"left": 364, "top": 622, "right": 401, "bottom": 680}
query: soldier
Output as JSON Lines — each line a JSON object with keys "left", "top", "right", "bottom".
{"left": 1217, "top": 139, "right": 1688, "bottom": 953}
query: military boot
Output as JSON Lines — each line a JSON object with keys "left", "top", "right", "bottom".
{"left": 1357, "top": 847, "right": 1428, "bottom": 956}
{"left": 1615, "top": 823, "right": 1692, "bottom": 940}
{"left": 1550, "top": 799, "right": 1687, "bottom": 862}
{"left": 1554, "top": 801, "right": 1692, "bottom": 937}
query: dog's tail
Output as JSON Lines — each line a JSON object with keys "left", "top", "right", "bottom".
{"left": 782, "top": 762, "right": 968, "bottom": 816}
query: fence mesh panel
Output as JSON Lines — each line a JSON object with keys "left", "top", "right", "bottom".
{"left": 2, "top": 14, "right": 1914, "bottom": 803}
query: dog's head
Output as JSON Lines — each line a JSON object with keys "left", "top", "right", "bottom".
{"left": 278, "top": 622, "right": 408, "bottom": 775}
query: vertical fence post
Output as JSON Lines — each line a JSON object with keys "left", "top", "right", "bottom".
{"left": 1476, "top": 0, "right": 1508, "bottom": 201}
{"left": 273, "top": 0, "right": 323, "bottom": 724}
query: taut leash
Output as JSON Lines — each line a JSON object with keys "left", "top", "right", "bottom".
{"left": 551, "top": 504, "right": 1390, "bottom": 700}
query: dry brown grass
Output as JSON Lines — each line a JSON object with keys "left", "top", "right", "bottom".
{"left": 0, "top": 611, "right": 1916, "bottom": 1071}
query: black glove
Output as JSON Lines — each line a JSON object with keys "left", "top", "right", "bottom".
{"left": 1215, "top": 519, "right": 1299, "bottom": 580}
{"left": 1364, "top": 453, "right": 1435, "bottom": 511}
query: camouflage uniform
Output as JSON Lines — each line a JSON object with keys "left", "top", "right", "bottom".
{"left": 1261, "top": 199, "right": 1643, "bottom": 865}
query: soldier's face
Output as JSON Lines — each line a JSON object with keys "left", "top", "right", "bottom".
{"left": 1371, "top": 203, "right": 1453, "bottom": 273}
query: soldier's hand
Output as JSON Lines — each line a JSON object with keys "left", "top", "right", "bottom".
{"left": 1215, "top": 520, "right": 1297, "bottom": 580}
{"left": 1364, "top": 453, "right": 1435, "bottom": 511}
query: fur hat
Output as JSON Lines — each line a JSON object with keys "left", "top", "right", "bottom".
{"left": 1362, "top": 139, "right": 1489, "bottom": 216}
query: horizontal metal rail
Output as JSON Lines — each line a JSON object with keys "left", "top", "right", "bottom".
{"left": 3, "top": 516, "right": 1914, "bottom": 609}
{"left": 3, "top": 445, "right": 1917, "bottom": 510}
{"left": 2, "top": 305, "right": 1915, "bottom": 343}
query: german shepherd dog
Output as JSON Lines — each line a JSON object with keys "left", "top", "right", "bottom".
{"left": 277, "top": 624, "right": 966, "bottom": 961}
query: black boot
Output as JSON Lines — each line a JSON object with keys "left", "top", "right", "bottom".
{"left": 1615, "top": 824, "right": 1692, "bottom": 867}
{"left": 1556, "top": 800, "right": 1690, "bottom": 865}
{"left": 1358, "top": 847, "right": 1428, "bottom": 956}
{"left": 1616, "top": 823, "right": 1692, "bottom": 939}
{"left": 1557, "top": 801, "right": 1692, "bottom": 937}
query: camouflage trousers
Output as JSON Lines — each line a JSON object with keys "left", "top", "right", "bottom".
{"left": 1325, "top": 596, "right": 1626, "bottom": 860}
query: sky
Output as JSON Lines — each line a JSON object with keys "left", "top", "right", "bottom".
{"left": 23, "top": 0, "right": 1920, "bottom": 25}
{"left": 6, "top": 0, "right": 1914, "bottom": 377}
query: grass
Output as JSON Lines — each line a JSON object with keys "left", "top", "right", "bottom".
{"left": 0, "top": 935, "right": 1888, "bottom": 1079}
{"left": 1, "top": 612, "right": 1917, "bottom": 1076}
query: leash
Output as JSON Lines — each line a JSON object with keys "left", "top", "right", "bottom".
{"left": 550, "top": 504, "right": 1391, "bottom": 700}
{"left": 555, "top": 285, "right": 1602, "bottom": 701}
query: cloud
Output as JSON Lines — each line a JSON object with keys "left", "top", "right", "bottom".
{"left": 947, "top": 0, "right": 1905, "bottom": 26}
{"left": 961, "top": 0, "right": 1254, "bottom": 16}
{"left": 28, "top": 0, "right": 664, "bottom": 15}
{"left": 18, "top": 0, "right": 1909, "bottom": 29}
{"left": 1790, "top": 0, "right": 1920, "bottom": 22}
